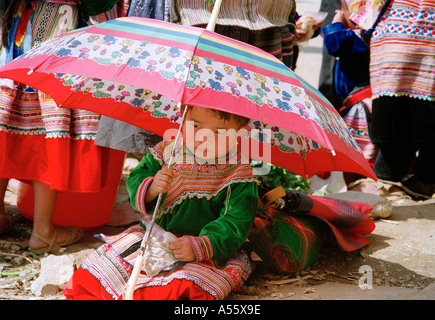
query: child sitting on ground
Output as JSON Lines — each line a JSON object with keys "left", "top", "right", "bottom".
{"left": 63, "top": 106, "right": 259, "bottom": 300}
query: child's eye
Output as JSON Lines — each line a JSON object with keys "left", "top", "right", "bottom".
{"left": 187, "top": 122, "right": 200, "bottom": 129}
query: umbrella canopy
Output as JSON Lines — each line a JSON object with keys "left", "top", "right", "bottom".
{"left": 0, "top": 16, "right": 375, "bottom": 179}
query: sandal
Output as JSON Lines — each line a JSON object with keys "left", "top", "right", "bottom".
{"left": 30, "top": 226, "right": 84, "bottom": 255}
{"left": 347, "top": 178, "right": 389, "bottom": 196}
{"left": 400, "top": 176, "right": 434, "bottom": 200}
{"left": 0, "top": 215, "right": 14, "bottom": 235}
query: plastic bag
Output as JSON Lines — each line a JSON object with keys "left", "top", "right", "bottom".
{"left": 296, "top": 11, "right": 328, "bottom": 43}
{"left": 142, "top": 221, "right": 179, "bottom": 277}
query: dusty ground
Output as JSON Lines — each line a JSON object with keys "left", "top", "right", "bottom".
{"left": 1, "top": 158, "right": 434, "bottom": 300}
{"left": 8, "top": 0, "right": 431, "bottom": 303}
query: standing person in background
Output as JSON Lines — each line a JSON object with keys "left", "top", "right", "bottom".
{"left": 0, "top": 0, "right": 115, "bottom": 253}
{"left": 318, "top": 0, "right": 343, "bottom": 111}
{"left": 322, "top": 8, "right": 378, "bottom": 194}
{"left": 368, "top": 0, "right": 435, "bottom": 200}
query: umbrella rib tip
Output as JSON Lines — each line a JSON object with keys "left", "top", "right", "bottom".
{"left": 27, "top": 69, "right": 34, "bottom": 75}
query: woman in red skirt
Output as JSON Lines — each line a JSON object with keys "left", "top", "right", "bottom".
{"left": 0, "top": 0, "right": 118, "bottom": 253}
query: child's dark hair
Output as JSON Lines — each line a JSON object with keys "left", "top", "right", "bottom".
{"left": 182, "top": 105, "right": 250, "bottom": 127}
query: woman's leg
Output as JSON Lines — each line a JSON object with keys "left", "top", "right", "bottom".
{"left": 373, "top": 142, "right": 417, "bottom": 182}
{"left": 28, "top": 180, "right": 58, "bottom": 250}
{"left": 0, "top": 178, "right": 9, "bottom": 216}
{"left": 28, "top": 181, "right": 84, "bottom": 252}
{"left": 0, "top": 178, "right": 13, "bottom": 234}
{"left": 413, "top": 144, "right": 435, "bottom": 185}
{"left": 402, "top": 144, "right": 435, "bottom": 198}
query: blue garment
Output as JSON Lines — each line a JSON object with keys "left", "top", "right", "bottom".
{"left": 322, "top": 22, "right": 370, "bottom": 101}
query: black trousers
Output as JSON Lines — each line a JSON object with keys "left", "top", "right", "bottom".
{"left": 373, "top": 142, "right": 435, "bottom": 183}
{"left": 370, "top": 96, "right": 435, "bottom": 183}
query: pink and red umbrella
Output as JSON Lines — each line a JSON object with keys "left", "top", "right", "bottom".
{"left": 0, "top": 16, "right": 375, "bottom": 180}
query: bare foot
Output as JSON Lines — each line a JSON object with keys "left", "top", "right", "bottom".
{"left": 348, "top": 181, "right": 381, "bottom": 195}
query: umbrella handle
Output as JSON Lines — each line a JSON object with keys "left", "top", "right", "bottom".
{"left": 123, "top": 103, "right": 187, "bottom": 300}
{"left": 206, "top": 0, "right": 223, "bottom": 31}
{"left": 123, "top": 256, "right": 144, "bottom": 300}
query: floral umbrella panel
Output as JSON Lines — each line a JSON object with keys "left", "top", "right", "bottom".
{"left": 68, "top": 72, "right": 335, "bottom": 153}
{"left": 31, "top": 27, "right": 361, "bottom": 153}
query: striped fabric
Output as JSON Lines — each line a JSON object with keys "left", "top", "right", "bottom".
{"left": 0, "top": 1, "right": 107, "bottom": 194}
{"left": 0, "top": 86, "right": 44, "bottom": 135}
{"left": 307, "top": 195, "right": 374, "bottom": 236}
{"left": 31, "top": 1, "right": 80, "bottom": 47}
{"left": 134, "top": 177, "right": 154, "bottom": 215}
{"left": 82, "top": 225, "right": 251, "bottom": 300}
{"left": 212, "top": 24, "right": 295, "bottom": 68}
{"left": 0, "top": 1, "right": 99, "bottom": 139}
{"left": 177, "top": 0, "right": 295, "bottom": 30}
{"left": 143, "top": 140, "right": 256, "bottom": 216}
{"left": 0, "top": 86, "right": 99, "bottom": 139}
{"left": 342, "top": 100, "right": 377, "bottom": 166}
{"left": 39, "top": 92, "right": 100, "bottom": 139}
{"left": 187, "top": 235, "right": 214, "bottom": 261}
{"left": 370, "top": 0, "right": 435, "bottom": 101}
{"left": 249, "top": 200, "right": 321, "bottom": 274}
{"left": 89, "top": 7, "right": 120, "bottom": 24}
{"left": 249, "top": 192, "right": 375, "bottom": 274}
{"left": 341, "top": 86, "right": 377, "bottom": 166}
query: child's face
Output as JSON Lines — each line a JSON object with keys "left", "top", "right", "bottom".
{"left": 183, "top": 107, "right": 244, "bottom": 160}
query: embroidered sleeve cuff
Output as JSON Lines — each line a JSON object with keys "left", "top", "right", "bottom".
{"left": 187, "top": 235, "right": 213, "bottom": 261}
{"left": 135, "top": 177, "right": 154, "bottom": 215}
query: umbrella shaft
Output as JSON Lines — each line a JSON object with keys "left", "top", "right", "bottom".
{"left": 206, "top": 0, "right": 223, "bottom": 31}
{"left": 138, "top": 103, "right": 187, "bottom": 255}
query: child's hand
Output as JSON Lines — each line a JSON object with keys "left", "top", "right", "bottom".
{"left": 332, "top": 10, "right": 346, "bottom": 24}
{"left": 170, "top": 236, "right": 196, "bottom": 262}
{"left": 145, "top": 166, "right": 176, "bottom": 202}
{"left": 333, "top": 9, "right": 358, "bottom": 29}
